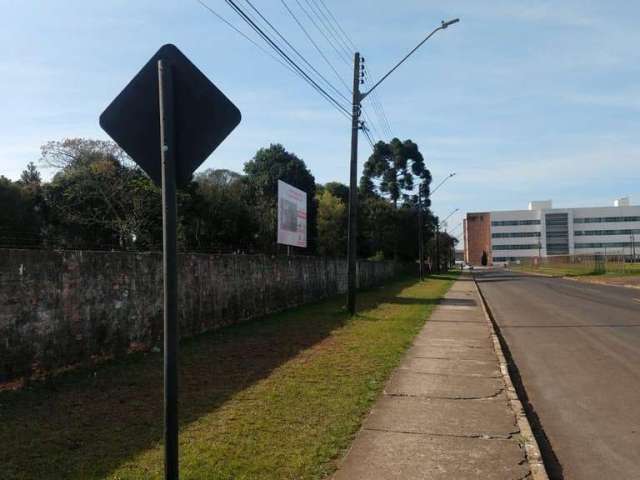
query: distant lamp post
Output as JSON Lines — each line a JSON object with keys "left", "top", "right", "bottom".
{"left": 431, "top": 172, "right": 456, "bottom": 196}
{"left": 425, "top": 174, "right": 457, "bottom": 275}
{"left": 435, "top": 208, "right": 459, "bottom": 273}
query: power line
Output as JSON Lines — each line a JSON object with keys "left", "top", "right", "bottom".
{"left": 361, "top": 107, "right": 382, "bottom": 142}
{"left": 294, "top": 0, "right": 350, "bottom": 65}
{"left": 362, "top": 123, "right": 376, "bottom": 150}
{"left": 306, "top": 1, "right": 393, "bottom": 139}
{"left": 197, "top": 0, "right": 299, "bottom": 76}
{"left": 363, "top": 67, "right": 393, "bottom": 138}
{"left": 307, "top": 0, "right": 353, "bottom": 59}
{"left": 316, "top": 0, "right": 358, "bottom": 51}
{"left": 224, "top": 0, "right": 350, "bottom": 118}
{"left": 243, "top": 0, "right": 350, "bottom": 104}
{"left": 279, "top": 0, "right": 351, "bottom": 96}
{"left": 284, "top": 0, "right": 382, "bottom": 142}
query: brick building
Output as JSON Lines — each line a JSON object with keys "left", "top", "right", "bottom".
{"left": 463, "top": 212, "right": 491, "bottom": 265}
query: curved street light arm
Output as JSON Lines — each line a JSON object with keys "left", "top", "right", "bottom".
{"left": 360, "top": 18, "right": 459, "bottom": 101}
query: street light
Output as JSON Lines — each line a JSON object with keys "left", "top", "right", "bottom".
{"left": 435, "top": 208, "right": 459, "bottom": 273}
{"left": 431, "top": 172, "right": 456, "bottom": 196}
{"left": 416, "top": 173, "right": 457, "bottom": 280}
{"left": 442, "top": 208, "right": 459, "bottom": 224}
{"left": 359, "top": 19, "right": 460, "bottom": 101}
{"left": 346, "top": 18, "right": 460, "bottom": 315}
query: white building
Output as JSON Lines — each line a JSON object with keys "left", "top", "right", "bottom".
{"left": 464, "top": 198, "right": 640, "bottom": 264}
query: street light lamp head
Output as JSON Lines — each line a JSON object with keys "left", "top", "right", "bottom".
{"left": 442, "top": 18, "right": 460, "bottom": 29}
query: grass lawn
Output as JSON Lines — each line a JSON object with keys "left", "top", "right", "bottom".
{"left": 0, "top": 273, "right": 457, "bottom": 480}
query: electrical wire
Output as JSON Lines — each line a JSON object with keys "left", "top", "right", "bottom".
{"left": 294, "top": 0, "right": 350, "bottom": 65}
{"left": 223, "top": 0, "right": 351, "bottom": 118}
{"left": 197, "top": 0, "right": 299, "bottom": 76}
{"left": 361, "top": 122, "right": 376, "bottom": 150}
{"left": 243, "top": 0, "right": 350, "bottom": 103}
{"left": 316, "top": 0, "right": 358, "bottom": 51}
{"left": 307, "top": 0, "right": 393, "bottom": 139}
{"left": 307, "top": 0, "right": 353, "bottom": 59}
{"left": 279, "top": 0, "right": 351, "bottom": 96}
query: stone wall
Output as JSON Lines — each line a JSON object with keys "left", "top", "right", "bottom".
{"left": 0, "top": 249, "right": 409, "bottom": 379}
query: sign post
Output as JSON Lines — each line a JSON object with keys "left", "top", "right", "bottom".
{"left": 158, "top": 58, "right": 179, "bottom": 480}
{"left": 100, "top": 44, "right": 241, "bottom": 479}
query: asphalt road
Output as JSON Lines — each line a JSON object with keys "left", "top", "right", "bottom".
{"left": 475, "top": 269, "right": 640, "bottom": 480}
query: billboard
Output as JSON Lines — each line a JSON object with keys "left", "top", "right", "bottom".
{"left": 277, "top": 180, "right": 307, "bottom": 248}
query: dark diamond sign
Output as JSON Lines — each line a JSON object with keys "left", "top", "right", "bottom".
{"left": 99, "top": 43, "right": 241, "bottom": 186}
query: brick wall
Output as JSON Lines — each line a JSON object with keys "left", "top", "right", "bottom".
{"left": 0, "top": 249, "right": 409, "bottom": 380}
{"left": 464, "top": 212, "right": 491, "bottom": 265}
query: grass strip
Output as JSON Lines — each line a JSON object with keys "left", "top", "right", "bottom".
{"left": 0, "top": 273, "right": 457, "bottom": 480}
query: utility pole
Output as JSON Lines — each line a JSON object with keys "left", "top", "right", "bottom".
{"left": 346, "top": 52, "right": 362, "bottom": 316}
{"left": 418, "top": 192, "right": 424, "bottom": 280}
{"left": 345, "top": 18, "right": 459, "bottom": 315}
{"left": 435, "top": 220, "right": 440, "bottom": 273}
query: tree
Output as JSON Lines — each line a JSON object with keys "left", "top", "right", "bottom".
{"left": 361, "top": 138, "right": 432, "bottom": 260}
{"left": 316, "top": 190, "right": 346, "bottom": 257}
{"left": 358, "top": 195, "right": 398, "bottom": 259}
{"left": 361, "top": 138, "right": 431, "bottom": 208}
{"left": 481, "top": 250, "right": 488, "bottom": 266}
{"left": 189, "top": 168, "right": 256, "bottom": 252}
{"left": 243, "top": 144, "right": 317, "bottom": 253}
{"left": 0, "top": 176, "right": 43, "bottom": 247}
{"left": 40, "top": 138, "right": 161, "bottom": 250}
{"left": 19, "top": 162, "right": 41, "bottom": 186}
{"left": 322, "top": 181, "right": 349, "bottom": 204}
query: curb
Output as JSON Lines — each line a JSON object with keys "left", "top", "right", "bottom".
{"left": 472, "top": 276, "right": 550, "bottom": 480}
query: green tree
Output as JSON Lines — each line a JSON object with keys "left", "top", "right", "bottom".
{"left": 322, "top": 181, "right": 349, "bottom": 204}
{"left": 19, "top": 162, "right": 41, "bottom": 186}
{"left": 189, "top": 168, "right": 256, "bottom": 252}
{"left": 40, "top": 138, "right": 161, "bottom": 250}
{"left": 358, "top": 195, "right": 397, "bottom": 259}
{"left": 243, "top": 144, "right": 317, "bottom": 253}
{"left": 316, "top": 190, "right": 346, "bottom": 257}
{"left": 361, "top": 138, "right": 431, "bottom": 208}
{"left": 0, "top": 176, "right": 43, "bottom": 247}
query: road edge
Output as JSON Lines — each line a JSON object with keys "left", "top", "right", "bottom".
{"left": 472, "top": 275, "right": 550, "bottom": 480}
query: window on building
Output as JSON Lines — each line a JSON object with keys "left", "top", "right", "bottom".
{"left": 492, "top": 244, "right": 540, "bottom": 250}
{"left": 574, "top": 229, "right": 640, "bottom": 236}
{"left": 491, "top": 220, "right": 541, "bottom": 226}
{"left": 492, "top": 232, "right": 541, "bottom": 238}
{"left": 574, "top": 216, "right": 640, "bottom": 224}
{"left": 575, "top": 242, "right": 633, "bottom": 249}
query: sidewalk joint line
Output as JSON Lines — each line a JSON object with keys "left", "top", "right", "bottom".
{"left": 363, "top": 426, "right": 520, "bottom": 441}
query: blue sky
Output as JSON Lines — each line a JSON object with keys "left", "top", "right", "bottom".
{"left": 2, "top": 0, "right": 640, "bottom": 239}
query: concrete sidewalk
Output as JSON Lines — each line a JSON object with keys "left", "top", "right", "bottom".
{"left": 333, "top": 275, "right": 535, "bottom": 480}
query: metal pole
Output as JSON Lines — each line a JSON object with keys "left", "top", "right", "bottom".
{"left": 346, "top": 52, "right": 361, "bottom": 316}
{"left": 435, "top": 220, "right": 440, "bottom": 273}
{"left": 418, "top": 193, "right": 424, "bottom": 280}
{"left": 158, "top": 59, "right": 179, "bottom": 480}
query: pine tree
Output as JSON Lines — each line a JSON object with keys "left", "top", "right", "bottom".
{"left": 20, "top": 162, "right": 41, "bottom": 185}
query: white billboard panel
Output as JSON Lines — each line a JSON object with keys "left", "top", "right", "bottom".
{"left": 277, "top": 180, "right": 307, "bottom": 248}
